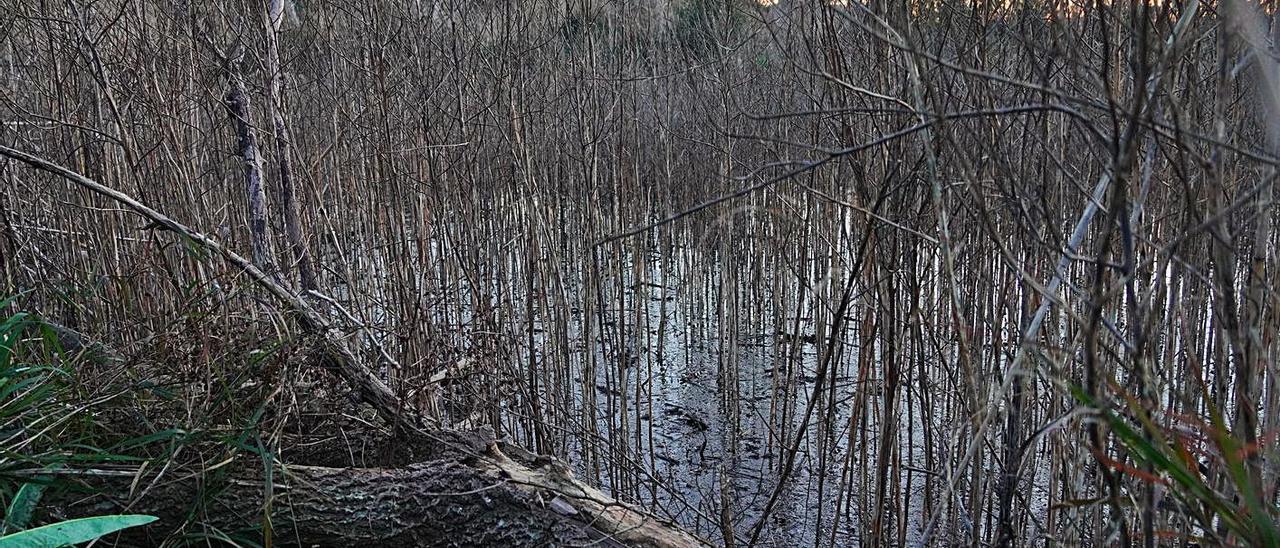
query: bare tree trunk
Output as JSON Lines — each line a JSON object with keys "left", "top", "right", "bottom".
{"left": 223, "top": 47, "right": 275, "bottom": 274}
{"left": 264, "top": 0, "right": 317, "bottom": 290}
{"left": 0, "top": 169, "right": 16, "bottom": 290}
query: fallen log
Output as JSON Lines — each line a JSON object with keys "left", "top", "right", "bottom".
{"left": 42, "top": 439, "right": 700, "bottom": 547}
{"left": 482, "top": 444, "right": 703, "bottom": 548}
{"left": 51, "top": 459, "right": 596, "bottom": 546}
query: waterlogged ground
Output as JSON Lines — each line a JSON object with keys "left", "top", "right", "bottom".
{"left": 515, "top": 254, "right": 895, "bottom": 545}
{"left": 401, "top": 244, "right": 1056, "bottom": 546}
{"left": 581, "top": 259, "right": 1054, "bottom": 546}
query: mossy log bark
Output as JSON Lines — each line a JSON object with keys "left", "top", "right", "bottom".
{"left": 46, "top": 440, "right": 701, "bottom": 548}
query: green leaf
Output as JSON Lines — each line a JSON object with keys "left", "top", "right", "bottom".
{"left": 0, "top": 295, "right": 21, "bottom": 311}
{"left": 0, "top": 312, "right": 31, "bottom": 369}
{"left": 109, "top": 429, "right": 186, "bottom": 452}
{"left": 2, "top": 482, "right": 47, "bottom": 534}
{"left": 0, "top": 515, "right": 157, "bottom": 547}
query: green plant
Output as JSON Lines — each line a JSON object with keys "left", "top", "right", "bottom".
{"left": 2, "top": 472, "right": 155, "bottom": 546}
{"left": 0, "top": 297, "right": 75, "bottom": 492}
{"left": 2, "top": 481, "right": 47, "bottom": 536}
{"left": 673, "top": 0, "right": 750, "bottom": 56}
{"left": 0, "top": 299, "right": 160, "bottom": 546}
{"left": 0, "top": 515, "right": 157, "bottom": 547}
{"left": 1072, "top": 382, "right": 1280, "bottom": 546}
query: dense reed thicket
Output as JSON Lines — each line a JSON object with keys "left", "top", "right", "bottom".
{"left": 3, "top": 0, "right": 1280, "bottom": 545}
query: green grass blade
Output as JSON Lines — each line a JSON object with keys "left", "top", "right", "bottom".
{"left": 1, "top": 481, "right": 47, "bottom": 534}
{"left": 0, "top": 515, "right": 157, "bottom": 547}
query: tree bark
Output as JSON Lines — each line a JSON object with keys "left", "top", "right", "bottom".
{"left": 263, "top": 0, "right": 317, "bottom": 291}
{"left": 42, "top": 442, "right": 701, "bottom": 548}
{"left": 223, "top": 47, "right": 276, "bottom": 274}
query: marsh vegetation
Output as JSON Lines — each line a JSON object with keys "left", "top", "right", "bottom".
{"left": 3, "top": 0, "right": 1280, "bottom": 546}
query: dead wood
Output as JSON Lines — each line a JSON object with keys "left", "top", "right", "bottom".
{"left": 40, "top": 436, "right": 700, "bottom": 547}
